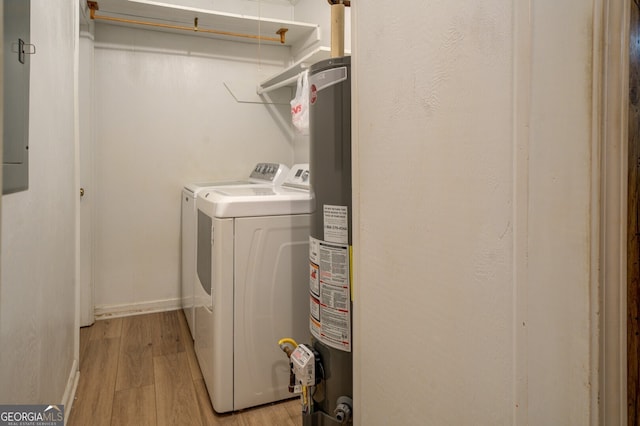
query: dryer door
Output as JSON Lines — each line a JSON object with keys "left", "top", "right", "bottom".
{"left": 197, "top": 210, "right": 213, "bottom": 296}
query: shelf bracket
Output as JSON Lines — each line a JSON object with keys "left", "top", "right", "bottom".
{"left": 276, "top": 28, "right": 288, "bottom": 44}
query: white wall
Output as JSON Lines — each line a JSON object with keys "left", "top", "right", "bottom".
{"left": 0, "top": 0, "right": 79, "bottom": 405}
{"left": 92, "top": 24, "right": 296, "bottom": 312}
{"left": 353, "top": 0, "right": 598, "bottom": 424}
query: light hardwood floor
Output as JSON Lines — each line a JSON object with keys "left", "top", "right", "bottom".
{"left": 68, "top": 310, "right": 302, "bottom": 426}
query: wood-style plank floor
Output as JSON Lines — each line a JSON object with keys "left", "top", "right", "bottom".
{"left": 68, "top": 310, "right": 301, "bottom": 426}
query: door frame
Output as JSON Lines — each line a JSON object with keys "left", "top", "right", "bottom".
{"left": 78, "top": 22, "right": 95, "bottom": 327}
{"left": 601, "top": 0, "right": 630, "bottom": 424}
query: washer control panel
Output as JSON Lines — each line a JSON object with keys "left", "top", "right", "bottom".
{"left": 249, "top": 163, "right": 287, "bottom": 182}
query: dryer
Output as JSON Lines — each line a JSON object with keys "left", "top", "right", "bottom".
{"left": 195, "top": 164, "right": 313, "bottom": 413}
{"left": 181, "top": 163, "right": 288, "bottom": 339}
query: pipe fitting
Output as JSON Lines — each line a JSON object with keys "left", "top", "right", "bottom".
{"left": 278, "top": 338, "right": 298, "bottom": 357}
{"left": 333, "top": 396, "right": 353, "bottom": 424}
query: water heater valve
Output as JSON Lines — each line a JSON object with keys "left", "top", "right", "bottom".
{"left": 290, "top": 344, "right": 318, "bottom": 386}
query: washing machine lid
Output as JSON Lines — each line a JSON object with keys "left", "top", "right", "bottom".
{"left": 184, "top": 163, "right": 290, "bottom": 194}
{"left": 197, "top": 186, "right": 314, "bottom": 218}
{"left": 184, "top": 180, "right": 254, "bottom": 195}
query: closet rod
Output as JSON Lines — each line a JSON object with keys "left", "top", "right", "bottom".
{"left": 86, "top": 1, "right": 288, "bottom": 44}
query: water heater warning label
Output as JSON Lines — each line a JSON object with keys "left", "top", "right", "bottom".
{"left": 309, "top": 237, "right": 351, "bottom": 352}
{"left": 323, "top": 205, "right": 348, "bottom": 244}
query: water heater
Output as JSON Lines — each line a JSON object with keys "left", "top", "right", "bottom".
{"left": 307, "top": 56, "right": 353, "bottom": 425}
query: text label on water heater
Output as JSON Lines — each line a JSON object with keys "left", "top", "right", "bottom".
{"left": 323, "top": 205, "right": 348, "bottom": 244}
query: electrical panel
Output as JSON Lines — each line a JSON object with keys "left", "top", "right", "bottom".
{"left": 3, "top": 0, "right": 32, "bottom": 194}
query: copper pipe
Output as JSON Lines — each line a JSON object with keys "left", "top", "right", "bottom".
{"left": 331, "top": 3, "right": 345, "bottom": 58}
{"left": 87, "top": 1, "right": 288, "bottom": 44}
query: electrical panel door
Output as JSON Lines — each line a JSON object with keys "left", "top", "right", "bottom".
{"left": 3, "top": 0, "right": 31, "bottom": 194}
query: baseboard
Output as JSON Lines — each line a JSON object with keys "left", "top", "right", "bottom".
{"left": 62, "top": 359, "right": 79, "bottom": 425}
{"left": 94, "top": 298, "right": 181, "bottom": 320}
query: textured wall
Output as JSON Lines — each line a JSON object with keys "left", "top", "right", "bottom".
{"left": 91, "top": 25, "right": 295, "bottom": 311}
{"left": 0, "top": 0, "right": 78, "bottom": 404}
{"left": 352, "top": 0, "right": 597, "bottom": 424}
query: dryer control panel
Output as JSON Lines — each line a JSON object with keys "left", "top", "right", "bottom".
{"left": 282, "top": 164, "right": 310, "bottom": 190}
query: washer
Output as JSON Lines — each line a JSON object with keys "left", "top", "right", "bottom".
{"left": 195, "top": 164, "right": 313, "bottom": 413}
{"left": 181, "top": 163, "right": 289, "bottom": 339}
